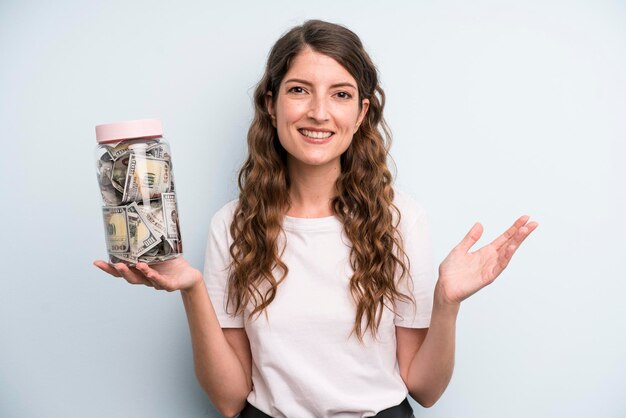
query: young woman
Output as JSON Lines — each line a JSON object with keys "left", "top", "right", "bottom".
{"left": 94, "top": 20, "right": 538, "bottom": 418}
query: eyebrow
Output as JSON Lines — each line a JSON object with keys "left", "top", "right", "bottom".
{"left": 283, "top": 78, "right": 357, "bottom": 90}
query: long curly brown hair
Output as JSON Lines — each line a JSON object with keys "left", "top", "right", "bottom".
{"left": 227, "top": 20, "right": 413, "bottom": 341}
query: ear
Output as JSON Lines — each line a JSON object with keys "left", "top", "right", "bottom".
{"left": 265, "top": 91, "right": 276, "bottom": 127}
{"left": 354, "top": 98, "right": 370, "bottom": 133}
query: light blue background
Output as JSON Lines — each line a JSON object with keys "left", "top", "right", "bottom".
{"left": 1, "top": 1, "right": 624, "bottom": 417}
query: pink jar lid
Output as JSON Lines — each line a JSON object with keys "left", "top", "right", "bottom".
{"left": 95, "top": 119, "right": 163, "bottom": 143}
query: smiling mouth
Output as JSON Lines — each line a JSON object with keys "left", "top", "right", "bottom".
{"left": 298, "top": 128, "right": 334, "bottom": 139}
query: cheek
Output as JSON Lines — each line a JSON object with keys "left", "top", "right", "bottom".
{"left": 339, "top": 109, "right": 362, "bottom": 131}
{"left": 276, "top": 99, "right": 306, "bottom": 123}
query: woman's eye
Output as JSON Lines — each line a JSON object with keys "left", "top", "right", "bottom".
{"left": 336, "top": 91, "right": 352, "bottom": 99}
{"left": 288, "top": 86, "right": 305, "bottom": 94}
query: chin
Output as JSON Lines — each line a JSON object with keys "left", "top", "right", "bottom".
{"left": 291, "top": 154, "right": 336, "bottom": 167}
{"left": 303, "top": 159, "right": 332, "bottom": 167}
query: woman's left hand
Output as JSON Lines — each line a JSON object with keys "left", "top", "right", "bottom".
{"left": 436, "top": 215, "right": 539, "bottom": 306}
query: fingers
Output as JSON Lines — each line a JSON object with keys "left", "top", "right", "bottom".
{"left": 136, "top": 263, "right": 174, "bottom": 292}
{"left": 94, "top": 260, "right": 175, "bottom": 291}
{"left": 491, "top": 215, "right": 529, "bottom": 250}
{"left": 517, "top": 221, "right": 538, "bottom": 245}
{"left": 500, "top": 219, "right": 539, "bottom": 251}
{"left": 94, "top": 258, "right": 179, "bottom": 291}
{"left": 109, "top": 263, "right": 156, "bottom": 287}
{"left": 496, "top": 221, "right": 539, "bottom": 270}
{"left": 93, "top": 260, "right": 122, "bottom": 278}
{"left": 455, "top": 215, "right": 538, "bottom": 259}
{"left": 456, "top": 222, "right": 484, "bottom": 253}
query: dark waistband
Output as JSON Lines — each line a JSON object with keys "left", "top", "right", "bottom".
{"left": 239, "top": 397, "right": 414, "bottom": 418}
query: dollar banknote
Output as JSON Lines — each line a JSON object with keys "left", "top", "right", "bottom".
{"left": 97, "top": 157, "right": 122, "bottom": 206}
{"left": 110, "top": 154, "right": 130, "bottom": 193}
{"left": 127, "top": 203, "right": 160, "bottom": 257}
{"left": 102, "top": 206, "right": 130, "bottom": 254}
{"left": 122, "top": 154, "right": 171, "bottom": 203}
{"left": 98, "top": 140, "right": 173, "bottom": 204}
{"left": 136, "top": 199, "right": 166, "bottom": 238}
{"left": 109, "top": 141, "right": 131, "bottom": 160}
{"left": 146, "top": 143, "right": 170, "bottom": 160}
{"left": 161, "top": 192, "right": 180, "bottom": 240}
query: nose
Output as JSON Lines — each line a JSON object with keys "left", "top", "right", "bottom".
{"left": 307, "top": 94, "right": 330, "bottom": 122}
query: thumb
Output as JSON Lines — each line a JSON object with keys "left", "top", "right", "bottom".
{"left": 456, "top": 222, "right": 483, "bottom": 253}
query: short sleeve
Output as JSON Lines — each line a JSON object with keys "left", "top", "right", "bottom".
{"left": 393, "top": 193, "right": 437, "bottom": 328}
{"left": 203, "top": 200, "right": 244, "bottom": 328}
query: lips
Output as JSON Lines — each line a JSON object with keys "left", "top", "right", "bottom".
{"left": 298, "top": 128, "right": 335, "bottom": 144}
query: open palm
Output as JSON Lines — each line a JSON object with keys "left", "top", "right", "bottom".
{"left": 93, "top": 256, "right": 201, "bottom": 292}
{"left": 437, "top": 215, "right": 538, "bottom": 305}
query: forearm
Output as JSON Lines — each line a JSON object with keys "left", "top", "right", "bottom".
{"left": 406, "top": 284, "right": 460, "bottom": 407}
{"left": 180, "top": 278, "right": 250, "bottom": 416}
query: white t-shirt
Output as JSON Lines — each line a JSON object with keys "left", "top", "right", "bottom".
{"left": 204, "top": 190, "right": 436, "bottom": 418}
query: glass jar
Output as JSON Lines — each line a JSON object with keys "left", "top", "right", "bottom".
{"left": 95, "top": 119, "right": 183, "bottom": 265}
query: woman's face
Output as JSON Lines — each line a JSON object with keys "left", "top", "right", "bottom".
{"left": 266, "top": 47, "right": 369, "bottom": 172}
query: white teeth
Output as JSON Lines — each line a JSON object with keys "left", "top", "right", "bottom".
{"left": 300, "top": 129, "right": 333, "bottom": 139}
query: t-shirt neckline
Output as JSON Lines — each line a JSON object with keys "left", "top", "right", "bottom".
{"left": 282, "top": 214, "right": 342, "bottom": 232}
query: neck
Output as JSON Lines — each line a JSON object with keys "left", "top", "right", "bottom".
{"left": 286, "top": 158, "right": 340, "bottom": 218}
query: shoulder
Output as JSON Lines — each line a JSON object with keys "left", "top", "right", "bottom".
{"left": 205, "top": 199, "right": 240, "bottom": 256}
{"left": 210, "top": 198, "right": 239, "bottom": 227}
{"left": 208, "top": 198, "right": 239, "bottom": 240}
